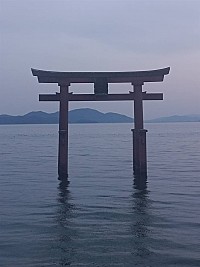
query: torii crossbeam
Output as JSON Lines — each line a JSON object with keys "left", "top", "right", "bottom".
{"left": 32, "top": 67, "right": 170, "bottom": 183}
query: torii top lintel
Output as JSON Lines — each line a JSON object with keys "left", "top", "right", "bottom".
{"left": 31, "top": 67, "right": 170, "bottom": 84}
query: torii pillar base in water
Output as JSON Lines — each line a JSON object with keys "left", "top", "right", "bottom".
{"left": 132, "top": 129, "right": 148, "bottom": 177}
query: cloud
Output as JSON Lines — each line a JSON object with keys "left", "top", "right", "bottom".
{"left": 0, "top": 0, "right": 200, "bottom": 118}
{"left": 1, "top": 0, "right": 200, "bottom": 55}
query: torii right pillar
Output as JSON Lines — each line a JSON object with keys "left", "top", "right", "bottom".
{"left": 132, "top": 82, "right": 148, "bottom": 183}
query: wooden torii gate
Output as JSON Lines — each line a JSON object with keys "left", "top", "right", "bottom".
{"left": 32, "top": 67, "right": 170, "bottom": 183}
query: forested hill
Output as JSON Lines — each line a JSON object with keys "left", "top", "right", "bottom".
{"left": 0, "top": 108, "right": 133, "bottom": 124}
{"left": 0, "top": 108, "right": 199, "bottom": 124}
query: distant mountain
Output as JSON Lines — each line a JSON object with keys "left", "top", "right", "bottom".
{"left": 0, "top": 109, "right": 199, "bottom": 125}
{"left": 146, "top": 114, "right": 200, "bottom": 123}
{"left": 0, "top": 111, "right": 59, "bottom": 124}
{"left": 0, "top": 108, "right": 133, "bottom": 124}
{"left": 69, "top": 108, "right": 133, "bottom": 123}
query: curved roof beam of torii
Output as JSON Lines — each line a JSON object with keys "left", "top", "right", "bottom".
{"left": 31, "top": 67, "right": 170, "bottom": 84}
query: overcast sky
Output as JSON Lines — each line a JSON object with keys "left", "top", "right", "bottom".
{"left": 0, "top": 0, "right": 199, "bottom": 119}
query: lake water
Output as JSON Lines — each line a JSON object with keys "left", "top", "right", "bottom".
{"left": 0, "top": 122, "right": 199, "bottom": 267}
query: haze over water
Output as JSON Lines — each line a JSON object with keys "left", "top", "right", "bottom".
{"left": 0, "top": 122, "right": 199, "bottom": 266}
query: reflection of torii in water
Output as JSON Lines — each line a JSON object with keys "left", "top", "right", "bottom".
{"left": 31, "top": 67, "right": 170, "bottom": 185}
{"left": 131, "top": 185, "right": 152, "bottom": 264}
{"left": 55, "top": 180, "right": 75, "bottom": 265}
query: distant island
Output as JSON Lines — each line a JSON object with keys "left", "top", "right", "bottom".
{"left": 146, "top": 114, "right": 200, "bottom": 123}
{"left": 0, "top": 108, "right": 199, "bottom": 124}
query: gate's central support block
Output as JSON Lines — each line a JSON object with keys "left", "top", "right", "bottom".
{"left": 94, "top": 78, "right": 108, "bottom": 95}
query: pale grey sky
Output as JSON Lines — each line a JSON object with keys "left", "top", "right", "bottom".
{"left": 0, "top": 0, "right": 199, "bottom": 119}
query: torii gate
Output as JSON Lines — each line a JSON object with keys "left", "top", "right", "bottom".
{"left": 31, "top": 67, "right": 170, "bottom": 183}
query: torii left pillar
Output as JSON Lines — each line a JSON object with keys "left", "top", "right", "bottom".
{"left": 58, "top": 83, "right": 70, "bottom": 180}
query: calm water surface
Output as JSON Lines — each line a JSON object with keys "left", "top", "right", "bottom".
{"left": 0, "top": 123, "right": 199, "bottom": 266}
